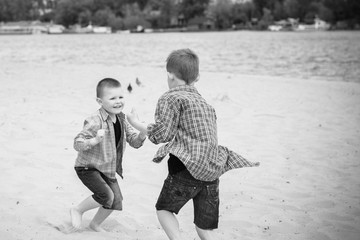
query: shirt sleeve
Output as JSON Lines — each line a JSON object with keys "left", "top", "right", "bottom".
{"left": 124, "top": 118, "right": 146, "bottom": 148}
{"left": 147, "top": 95, "right": 180, "bottom": 145}
{"left": 73, "top": 116, "right": 100, "bottom": 152}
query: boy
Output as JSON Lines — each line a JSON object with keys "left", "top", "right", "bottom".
{"left": 127, "top": 49, "right": 259, "bottom": 240}
{"left": 70, "top": 78, "right": 146, "bottom": 232}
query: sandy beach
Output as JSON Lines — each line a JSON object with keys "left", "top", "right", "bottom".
{"left": 0, "top": 62, "right": 359, "bottom": 240}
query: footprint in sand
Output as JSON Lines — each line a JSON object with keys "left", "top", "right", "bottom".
{"left": 46, "top": 221, "right": 81, "bottom": 234}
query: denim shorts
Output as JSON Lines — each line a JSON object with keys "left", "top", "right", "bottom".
{"left": 75, "top": 167, "right": 123, "bottom": 210}
{"left": 155, "top": 170, "right": 220, "bottom": 230}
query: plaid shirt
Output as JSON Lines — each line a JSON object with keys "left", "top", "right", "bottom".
{"left": 147, "top": 85, "right": 257, "bottom": 182}
{"left": 74, "top": 108, "right": 145, "bottom": 179}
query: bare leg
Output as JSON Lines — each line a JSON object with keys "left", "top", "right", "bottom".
{"left": 70, "top": 196, "right": 101, "bottom": 229}
{"left": 157, "top": 210, "right": 183, "bottom": 240}
{"left": 195, "top": 226, "right": 214, "bottom": 240}
{"left": 89, "top": 207, "right": 113, "bottom": 232}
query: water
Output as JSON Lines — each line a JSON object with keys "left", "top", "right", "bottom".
{"left": 1, "top": 31, "right": 360, "bottom": 82}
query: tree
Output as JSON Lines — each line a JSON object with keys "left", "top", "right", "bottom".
{"left": 347, "top": 0, "right": 360, "bottom": 26}
{"left": 208, "top": 0, "right": 233, "bottom": 29}
{"left": 306, "top": 1, "right": 333, "bottom": 23}
{"left": 284, "top": 0, "right": 301, "bottom": 19}
{"left": 253, "top": 0, "right": 278, "bottom": 15}
{"left": 178, "top": 0, "right": 209, "bottom": 24}
{"left": 258, "top": 7, "right": 273, "bottom": 29}
{"left": 125, "top": 0, "right": 149, "bottom": 11}
{"left": 122, "top": 2, "right": 151, "bottom": 29}
{"left": 108, "top": 15, "right": 124, "bottom": 31}
{"left": 0, "top": 0, "right": 358, "bottom": 29}
{"left": 232, "top": 3, "right": 249, "bottom": 25}
{"left": 78, "top": 9, "right": 92, "bottom": 25}
{"left": 146, "top": 0, "right": 177, "bottom": 28}
{"left": 92, "top": 7, "right": 114, "bottom": 26}
{"left": 317, "top": 3, "right": 333, "bottom": 23}
{"left": 54, "top": 0, "right": 95, "bottom": 27}
{"left": 273, "top": 0, "right": 286, "bottom": 21}
{"left": 0, "top": 0, "right": 33, "bottom": 22}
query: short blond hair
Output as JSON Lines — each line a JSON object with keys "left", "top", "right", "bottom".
{"left": 96, "top": 78, "right": 121, "bottom": 98}
{"left": 166, "top": 48, "right": 199, "bottom": 84}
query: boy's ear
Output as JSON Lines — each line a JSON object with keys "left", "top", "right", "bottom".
{"left": 96, "top": 98, "right": 102, "bottom": 105}
{"left": 194, "top": 74, "right": 200, "bottom": 83}
{"left": 167, "top": 72, "right": 174, "bottom": 80}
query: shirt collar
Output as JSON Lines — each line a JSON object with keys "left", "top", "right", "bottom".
{"left": 168, "top": 85, "right": 199, "bottom": 94}
{"left": 99, "top": 107, "right": 110, "bottom": 122}
{"left": 99, "top": 107, "right": 124, "bottom": 122}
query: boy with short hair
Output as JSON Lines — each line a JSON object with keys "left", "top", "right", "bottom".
{"left": 127, "top": 49, "right": 259, "bottom": 240}
{"left": 70, "top": 78, "right": 146, "bottom": 232}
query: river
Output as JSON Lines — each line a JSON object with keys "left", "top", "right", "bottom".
{"left": 1, "top": 31, "right": 359, "bottom": 82}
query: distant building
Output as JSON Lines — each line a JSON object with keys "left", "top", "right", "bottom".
{"left": 314, "top": 17, "right": 330, "bottom": 30}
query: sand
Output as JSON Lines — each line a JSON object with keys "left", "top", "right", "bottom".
{"left": 0, "top": 62, "right": 359, "bottom": 240}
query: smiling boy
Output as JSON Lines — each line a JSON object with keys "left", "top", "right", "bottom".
{"left": 70, "top": 78, "right": 146, "bottom": 232}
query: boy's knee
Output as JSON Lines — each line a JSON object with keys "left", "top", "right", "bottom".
{"left": 111, "top": 195, "right": 123, "bottom": 210}
{"left": 106, "top": 192, "right": 115, "bottom": 207}
{"left": 96, "top": 190, "right": 114, "bottom": 208}
{"left": 195, "top": 225, "right": 214, "bottom": 240}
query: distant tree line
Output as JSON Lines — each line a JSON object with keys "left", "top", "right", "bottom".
{"left": 0, "top": 0, "right": 359, "bottom": 30}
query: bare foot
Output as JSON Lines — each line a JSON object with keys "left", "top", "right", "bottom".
{"left": 70, "top": 207, "right": 82, "bottom": 229}
{"left": 89, "top": 222, "right": 107, "bottom": 232}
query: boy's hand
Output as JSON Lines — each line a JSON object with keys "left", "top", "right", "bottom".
{"left": 88, "top": 129, "right": 106, "bottom": 146}
{"left": 126, "top": 108, "right": 148, "bottom": 135}
{"left": 96, "top": 129, "right": 106, "bottom": 142}
{"left": 126, "top": 108, "right": 139, "bottom": 124}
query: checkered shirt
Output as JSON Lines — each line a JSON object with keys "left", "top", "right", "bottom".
{"left": 147, "top": 85, "right": 257, "bottom": 182}
{"left": 74, "top": 108, "right": 145, "bottom": 179}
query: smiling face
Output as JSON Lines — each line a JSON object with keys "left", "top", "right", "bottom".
{"left": 97, "top": 86, "right": 125, "bottom": 117}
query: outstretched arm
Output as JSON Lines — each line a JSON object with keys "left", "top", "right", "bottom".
{"left": 127, "top": 96, "right": 179, "bottom": 145}
{"left": 126, "top": 108, "right": 148, "bottom": 135}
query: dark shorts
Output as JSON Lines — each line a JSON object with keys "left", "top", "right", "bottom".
{"left": 75, "top": 167, "right": 123, "bottom": 210}
{"left": 155, "top": 170, "right": 220, "bottom": 230}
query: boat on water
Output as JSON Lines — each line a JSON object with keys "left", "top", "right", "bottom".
{"left": 268, "top": 17, "right": 330, "bottom": 32}
{"left": 130, "top": 25, "right": 145, "bottom": 33}
{"left": 295, "top": 17, "right": 331, "bottom": 31}
{"left": 47, "top": 24, "right": 65, "bottom": 34}
{"left": 0, "top": 25, "right": 33, "bottom": 35}
{"left": 0, "top": 21, "right": 111, "bottom": 35}
{"left": 63, "top": 23, "right": 112, "bottom": 34}
{"left": 0, "top": 21, "right": 65, "bottom": 35}
{"left": 92, "top": 26, "right": 111, "bottom": 34}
